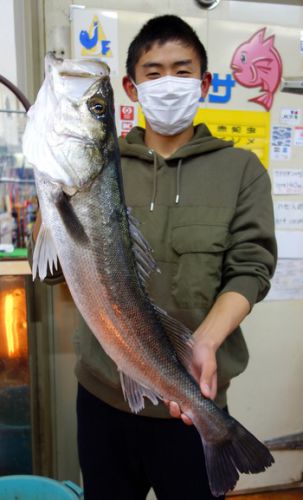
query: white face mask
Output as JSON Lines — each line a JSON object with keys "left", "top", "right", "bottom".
{"left": 134, "top": 76, "right": 202, "bottom": 136}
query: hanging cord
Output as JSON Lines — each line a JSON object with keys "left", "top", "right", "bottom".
{"left": 150, "top": 151, "right": 158, "bottom": 211}
{"left": 175, "top": 159, "right": 182, "bottom": 205}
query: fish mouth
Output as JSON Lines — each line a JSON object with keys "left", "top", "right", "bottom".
{"left": 59, "top": 71, "right": 104, "bottom": 79}
{"left": 231, "top": 64, "right": 241, "bottom": 73}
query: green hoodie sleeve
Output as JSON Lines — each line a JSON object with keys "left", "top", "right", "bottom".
{"left": 219, "top": 158, "right": 277, "bottom": 308}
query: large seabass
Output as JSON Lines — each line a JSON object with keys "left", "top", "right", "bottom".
{"left": 23, "top": 54, "right": 274, "bottom": 497}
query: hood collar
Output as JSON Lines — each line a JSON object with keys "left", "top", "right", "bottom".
{"left": 119, "top": 124, "right": 233, "bottom": 162}
{"left": 119, "top": 123, "right": 233, "bottom": 211}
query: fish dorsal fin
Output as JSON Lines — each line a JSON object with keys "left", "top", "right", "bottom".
{"left": 154, "top": 305, "right": 194, "bottom": 370}
{"left": 119, "top": 371, "right": 161, "bottom": 413}
{"left": 128, "top": 210, "right": 159, "bottom": 286}
{"left": 263, "top": 34, "right": 275, "bottom": 49}
{"left": 33, "top": 222, "right": 58, "bottom": 281}
{"left": 255, "top": 27, "right": 266, "bottom": 44}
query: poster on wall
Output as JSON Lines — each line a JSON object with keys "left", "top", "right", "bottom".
{"left": 71, "top": 7, "right": 119, "bottom": 75}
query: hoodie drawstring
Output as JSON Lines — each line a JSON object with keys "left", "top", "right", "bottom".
{"left": 175, "top": 159, "right": 182, "bottom": 205}
{"left": 150, "top": 152, "right": 158, "bottom": 211}
{"left": 149, "top": 154, "right": 183, "bottom": 211}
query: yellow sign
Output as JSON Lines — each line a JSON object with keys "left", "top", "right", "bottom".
{"left": 194, "top": 109, "right": 270, "bottom": 168}
{"left": 138, "top": 108, "right": 270, "bottom": 168}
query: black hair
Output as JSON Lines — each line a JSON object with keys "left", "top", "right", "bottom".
{"left": 126, "top": 14, "right": 208, "bottom": 81}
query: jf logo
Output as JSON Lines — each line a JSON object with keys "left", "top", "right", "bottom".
{"left": 79, "top": 15, "right": 112, "bottom": 57}
{"left": 230, "top": 27, "right": 283, "bottom": 111}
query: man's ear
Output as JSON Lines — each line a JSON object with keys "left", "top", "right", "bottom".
{"left": 201, "top": 72, "right": 212, "bottom": 99}
{"left": 122, "top": 75, "right": 138, "bottom": 102}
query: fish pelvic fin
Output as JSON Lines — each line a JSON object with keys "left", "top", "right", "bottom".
{"left": 33, "top": 222, "right": 58, "bottom": 281}
{"left": 249, "top": 91, "right": 273, "bottom": 111}
{"left": 119, "top": 371, "right": 161, "bottom": 413}
{"left": 193, "top": 412, "right": 274, "bottom": 497}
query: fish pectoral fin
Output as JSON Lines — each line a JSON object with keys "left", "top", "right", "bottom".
{"left": 54, "top": 190, "right": 89, "bottom": 245}
{"left": 119, "top": 371, "right": 161, "bottom": 414}
{"left": 33, "top": 222, "right": 58, "bottom": 281}
{"left": 254, "top": 57, "right": 272, "bottom": 69}
{"left": 128, "top": 209, "right": 160, "bottom": 287}
{"left": 154, "top": 305, "right": 194, "bottom": 371}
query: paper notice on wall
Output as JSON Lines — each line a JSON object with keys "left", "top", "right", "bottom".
{"left": 266, "top": 259, "right": 303, "bottom": 301}
{"left": 294, "top": 127, "right": 303, "bottom": 146}
{"left": 274, "top": 201, "right": 303, "bottom": 228}
{"left": 270, "top": 126, "right": 292, "bottom": 161}
{"left": 273, "top": 169, "right": 303, "bottom": 195}
{"left": 117, "top": 104, "right": 138, "bottom": 137}
{"left": 276, "top": 230, "right": 303, "bottom": 258}
{"left": 71, "top": 7, "right": 119, "bottom": 75}
{"left": 280, "top": 108, "right": 301, "bottom": 126}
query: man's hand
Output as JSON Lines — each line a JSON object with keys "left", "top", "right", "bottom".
{"left": 165, "top": 291, "right": 251, "bottom": 423}
{"left": 165, "top": 336, "right": 218, "bottom": 425}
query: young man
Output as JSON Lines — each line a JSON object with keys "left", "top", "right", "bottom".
{"left": 30, "top": 14, "right": 276, "bottom": 500}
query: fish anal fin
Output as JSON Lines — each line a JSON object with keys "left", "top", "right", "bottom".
{"left": 33, "top": 222, "right": 58, "bottom": 281}
{"left": 154, "top": 305, "right": 193, "bottom": 371}
{"left": 119, "top": 371, "right": 160, "bottom": 413}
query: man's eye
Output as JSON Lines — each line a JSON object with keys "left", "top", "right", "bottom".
{"left": 146, "top": 72, "right": 161, "bottom": 78}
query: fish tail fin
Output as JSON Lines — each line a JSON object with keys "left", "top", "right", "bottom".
{"left": 193, "top": 414, "right": 274, "bottom": 496}
{"left": 249, "top": 92, "right": 273, "bottom": 111}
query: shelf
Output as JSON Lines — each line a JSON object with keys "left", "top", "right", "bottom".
{"left": 0, "top": 260, "right": 31, "bottom": 276}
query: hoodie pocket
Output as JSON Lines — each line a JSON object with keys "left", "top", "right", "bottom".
{"left": 171, "top": 223, "right": 230, "bottom": 309}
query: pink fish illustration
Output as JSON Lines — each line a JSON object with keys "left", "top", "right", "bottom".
{"left": 230, "top": 28, "right": 282, "bottom": 111}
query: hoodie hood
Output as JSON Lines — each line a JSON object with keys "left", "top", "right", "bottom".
{"left": 118, "top": 123, "right": 233, "bottom": 162}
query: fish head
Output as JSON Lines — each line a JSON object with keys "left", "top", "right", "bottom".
{"left": 23, "top": 53, "right": 116, "bottom": 192}
{"left": 231, "top": 29, "right": 271, "bottom": 86}
{"left": 49, "top": 74, "right": 117, "bottom": 192}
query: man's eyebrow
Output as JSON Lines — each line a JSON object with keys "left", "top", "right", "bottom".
{"left": 141, "top": 59, "right": 193, "bottom": 69}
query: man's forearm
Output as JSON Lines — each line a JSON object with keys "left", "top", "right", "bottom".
{"left": 190, "top": 291, "right": 250, "bottom": 401}
{"left": 194, "top": 291, "right": 250, "bottom": 349}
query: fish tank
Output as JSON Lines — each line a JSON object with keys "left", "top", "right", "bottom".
{"left": 0, "top": 75, "right": 37, "bottom": 258}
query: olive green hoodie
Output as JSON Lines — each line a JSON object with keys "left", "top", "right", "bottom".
{"left": 30, "top": 124, "right": 277, "bottom": 416}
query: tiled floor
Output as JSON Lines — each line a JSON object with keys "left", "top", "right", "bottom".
{"left": 229, "top": 491, "right": 303, "bottom": 500}
{"left": 146, "top": 488, "right": 303, "bottom": 499}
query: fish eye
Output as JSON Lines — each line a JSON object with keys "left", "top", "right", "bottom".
{"left": 87, "top": 97, "right": 107, "bottom": 118}
{"left": 240, "top": 52, "right": 247, "bottom": 64}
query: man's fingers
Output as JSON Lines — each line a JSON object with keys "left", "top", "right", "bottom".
{"left": 201, "top": 369, "right": 217, "bottom": 400}
{"left": 168, "top": 401, "right": 181, "bottom": 418}
{"left": 164, "top": 400, "right": 193, "bottom": 425}
{"left": 181, "top": 413, "right": 193, "bottom": 426}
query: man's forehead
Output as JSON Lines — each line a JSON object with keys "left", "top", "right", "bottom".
{"left": 138, "top": 40, "right": 199, "bottom": 64}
